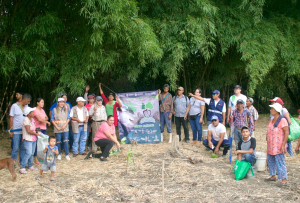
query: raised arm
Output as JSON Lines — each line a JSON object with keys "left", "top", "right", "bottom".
{"left": 188, "top": 93, "right": 205, "bottom": 102}
{"left": 99, "top": 83, "right": 108, "bottom": 104}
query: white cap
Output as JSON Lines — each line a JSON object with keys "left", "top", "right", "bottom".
{"left": 24, "top": 107, "right": 36, "bottom": 116}
{"left": 76, "top": 97, "right": 86, "bottom": 102}
{"left": 57, "top": 98, "right": 64, "bottom": 102}
{"left": 269, "top": 103, "right": 282, "bottom": 114}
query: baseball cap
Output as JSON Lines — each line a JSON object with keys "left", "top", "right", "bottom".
{"left": 212, "top": 90, "right": 220, "bottom": 94}
{"left": 57, "top": 98, "right": 64, "bottom": 102}
{"left": 96, "top": 96, "right": 103, "bottom": 101}
{"left": 211, "top": 115, "right": 219, "bottom": 121}
{"left": 24, "top": 107, "right": 36, "bottom": 116}
{"left": 88, "top": 95, "right": 94, "bottom": 99}
{"left": 269, "top": 103, "right": 282, "bottom": 114}
{"left": 76, "top": 97, "right": 86, "bottom": 102}
{"left": 234, "top": 85, "right": 241, "bottom": 89}
{"left": 241, "top": 126, "right": 250, "bottom": 131}
{"left": 269, "top": 97, "right": 283, "bottom": 105}
{"left": 248, "top": 97, "right": 254, "bottom": 103}
{"left": 177, "top": 86, "right": 184, "bottom": 91}
{"left": 163, "top": 84, "right": 170, "bottom": 88}
{"left": 236, "top": 99, "right": 244, "bottom": 104}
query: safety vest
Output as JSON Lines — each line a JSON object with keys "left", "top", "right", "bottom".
{"left": 207, "top": 99, "right": 225, "bottom": 122}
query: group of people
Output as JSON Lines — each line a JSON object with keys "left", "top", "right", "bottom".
{"left": 7, "top": 84, "right": 300, "bottom": 186}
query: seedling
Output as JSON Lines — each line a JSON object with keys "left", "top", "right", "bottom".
{"left": 126, "top": 147, "right": 135, "bottom": 170}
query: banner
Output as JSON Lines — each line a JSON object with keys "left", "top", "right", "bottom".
{"left": 117, "top": 90, "right": 161, "bottom": 144}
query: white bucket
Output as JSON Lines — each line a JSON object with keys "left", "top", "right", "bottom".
{"left": 203, "top": 130, "right": 208, "bottom": 140}
{"left": 254, "top": 152, "right": 267, "bottom": 171}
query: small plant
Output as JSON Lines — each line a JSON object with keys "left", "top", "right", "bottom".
{"left": 126, "top": 147, "right": 135, "bottom": 170}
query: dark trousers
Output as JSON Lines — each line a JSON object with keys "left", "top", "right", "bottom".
{"left": 175, "top": 116, "right": 189, "bottom": 141}
{"left": 95, "top": 139, "right": 114, "bottom": 158}
{"left": 203, "top": 138, "right": 230, "bottom": 155}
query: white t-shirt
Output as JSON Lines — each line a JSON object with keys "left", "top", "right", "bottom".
{"left": 208, "top": 123, "right": 228, "bottom": 141}
{"left": 228, "top": 94, "right": 247, "bottom": 113}
{"left": 70, "top": 106, "right": 89, "bottom": 125}
{"left": 9, "top": 103, "right": 29, "bottom": 134}
{"left": 204, "top": 98, "right": 226, "bottom": 112}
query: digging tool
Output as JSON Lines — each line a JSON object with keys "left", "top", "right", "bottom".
{"left": 229, "top": 117, "right": 233, "bottom": 163}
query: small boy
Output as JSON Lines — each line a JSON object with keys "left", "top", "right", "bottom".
{"left": 40, "top": 136, "right": 58, "bottom": 181}
{"left": 234, "top": 126, "right": 257, "bottom": 165}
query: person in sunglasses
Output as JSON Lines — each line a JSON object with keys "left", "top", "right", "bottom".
{"left": 203, "top": 116, "right": 230, "bottom": 157}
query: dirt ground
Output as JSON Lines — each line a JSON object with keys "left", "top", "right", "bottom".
{"left": 0, "top": 115, "right": 300, "bottom": 203}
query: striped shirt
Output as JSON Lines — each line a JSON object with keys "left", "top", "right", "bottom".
{"left": 246, "top": 105, "right": 259, "bottom": 121}
{"left": 232, "top": 108, "right": 254, "bottom": 134}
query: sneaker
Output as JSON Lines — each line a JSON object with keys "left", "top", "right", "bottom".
{"left": 28, "top": 166, "right": 38, "bottom": 171}
{"left": 65, "top": 155, "right": 71, "bottom": 161}
{"left": 73, "top": 154, "right": 78, "bottom": 157}
{"left": 19, "top": 168, "right": 27, "bottom": 174}
{"left": 185, "top": 140, "right": 190, "bottom": 143}
{"left": 100, "top": 157, "right": 108, "bottom": 162}
{"left": 81, "top": 152, "right": 87, "bottom": 155}
{"left": 50, "top": 177, "right": 55, "bottom": 181}
{"left": 205, "top": 148, "right": 211, "bottom": 151}
{"left": 57, "top": 155, "right": 61, "bottom": 160}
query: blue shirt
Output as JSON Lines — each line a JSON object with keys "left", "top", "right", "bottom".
{"left": 173, "top": 95, "right": 189, "bottom": 117}
{"left": 51, "top": 108, "right": 70, "bottom": 121}
{"left": 49, "top": 102, "right": 72, "bottom": 111}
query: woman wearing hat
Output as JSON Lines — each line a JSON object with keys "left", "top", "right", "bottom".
{"left": 19, "top": 107, "right": 40, "bottom": 174}
{"left": 99, "top": 83, "right": 122, "bottom": 127}
{"left": 265, "top": 103, "right": 289, "bottom": 187}
{"left": 51, "top": 98, "right": 71, "bottom": 160}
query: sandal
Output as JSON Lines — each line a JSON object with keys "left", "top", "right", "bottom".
{"left": 84, "top": 151, "right": 93, "bottom": 160}
{"left": 277, "top": 182, "right": 287, "bottom": 187}
{"left": 264, "top": 177, "right": 277, "bottom": 182}
{"left": 100, "top": 157, "right": 108, "bottom": 162}
{"left": 50, "top": 177, "right": 55, "bottom": 181}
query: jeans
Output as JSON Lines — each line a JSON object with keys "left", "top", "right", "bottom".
{"left": 175, "top": 116, "right": 189, "bottom": 141}
{"left": 11, "top": 133, "right": 25, "bottom": 163}
{"left": 10, "top": 137, "right": 13, "bottom": 149}
{"left": 243, "top": 154, "right": 257, "bottom": 165}
{"left": 95, "top": 139, "right": 114, "bottom": 158}
{"left": 203, "top": 138, "right": 230, "bottom": 155}
{"left": 87, "top": 120, "right": 92, "bottom": 147}
{"left": 72, "top": 126, "right": 87, "bottom": 154}
{"left": 160, "top": 112, "right": 172, "bottom": 133}
{"left": 190, "top": 115, "right": 202, "bottom": 141}
{"left": 34, "top": 129, "right": 47, "bottom": 157}
{"left": 69, "top": 126, "right": 74, "bottom": 150}
{"left": 233, "top": 128, "right": 242, "bottom": 150}
{"left": 20, "top": 140, "right": 36, "bottom": 168}
{"left": 56, "top": 131, "right": 69, "bottom": 155}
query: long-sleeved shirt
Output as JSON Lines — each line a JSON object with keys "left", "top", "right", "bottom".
{"left": 246, "top": 105, "right": 259, "bottom": 122}
{"left": 159, "top": 93, "right": 173, "bottom": 117}
{"left": 232, "top": 108, "right": 254, "bottom": 134}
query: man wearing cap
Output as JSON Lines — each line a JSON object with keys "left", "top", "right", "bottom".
{"left": 9, "top": 93, "right": 31, "bottom": 163}
{"left": 246, "top": 97, "right": 259, "bottom": 137}
{"left": 173, "top": 86, "right": 190, "bottom": 143}
{"left": 70, "top": 97, "right": 89, "bottom": 157}
{"left": 203, "top": 115, "right": 230, "bottom": 157}
{"left": 158, "top": 84, "right": 174, "bottom": 142}
{"left": 189, "top": 90, "right": 226, "bottom": 126}
{"left": 88, "top": 96, "right": 107, "bottom": 155}
{"left": 227, "top": 85, "right": 247, "bottom": 139}
{"left": 231, "top": 99, "right": 254, "bottom": 150}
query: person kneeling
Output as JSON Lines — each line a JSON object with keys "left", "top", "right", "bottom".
{"left": 94, "top": 115, "right": 120, "bottom": 162}
{"left": 203, "top": 116, "right": 230, "bottom": 157}
{"left": 235, "top": 126, "right": 257, "bottom": 165}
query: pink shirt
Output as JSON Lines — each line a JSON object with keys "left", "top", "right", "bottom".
{"left": 94, "top": 122, "right": 115, "bottom": 141}
{"left": 33, "top": 108, "right": 47, "bottom": 130}
{"left": 267, "top": 118, "right": 288, "bottom": 155}
{"left": 85, "top": 104, "right": 93, "bottom": 111}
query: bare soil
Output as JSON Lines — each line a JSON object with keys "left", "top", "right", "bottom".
{"left": 0, "top": 115, "right": 300, "bottom": 202}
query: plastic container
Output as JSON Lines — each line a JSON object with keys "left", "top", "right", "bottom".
{"left": 254, "top": 152, "right": 267, "bottom": 171}
{"left": 246, "top": 166, "right": 257, "bottom": 179}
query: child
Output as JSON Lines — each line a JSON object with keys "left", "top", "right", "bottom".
{"left": 234, "top": 126, "right": 257, "bottom": 165}
{"left": 40, "top": 136, "right": 58, "bottom": 181}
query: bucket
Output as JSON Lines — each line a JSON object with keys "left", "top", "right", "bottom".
{"left": 203, "top": 130, "right": 208, "bottom": 140}
{"left": 254, "top": 152, "right": 267, "bottom": 171}
{"left": 246, "top": 166, "right": 257, "bottom": 179}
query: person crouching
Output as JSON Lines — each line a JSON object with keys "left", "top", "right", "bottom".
{"left": 203, "top": 115, "right": 230, "bottom": 157}
{"left": 70, "top": 97, "right": 89, "bottom": 157}
{"left": 235, "top": 126, "right": 257, "bottom": 165}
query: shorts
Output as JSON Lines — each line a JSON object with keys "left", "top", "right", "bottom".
{"left": 41, "top": 164, "right": 56, "bottom": 172}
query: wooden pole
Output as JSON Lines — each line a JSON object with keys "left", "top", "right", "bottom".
{"left": 162, "top": 160, "right": 165, "bottom": 203}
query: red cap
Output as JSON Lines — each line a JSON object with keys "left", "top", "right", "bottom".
{"left": 269, "top": 97, "right": 283, "bottom": 105}
{"left": 87, "top": 95, "right": 94, "bottom": 99}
